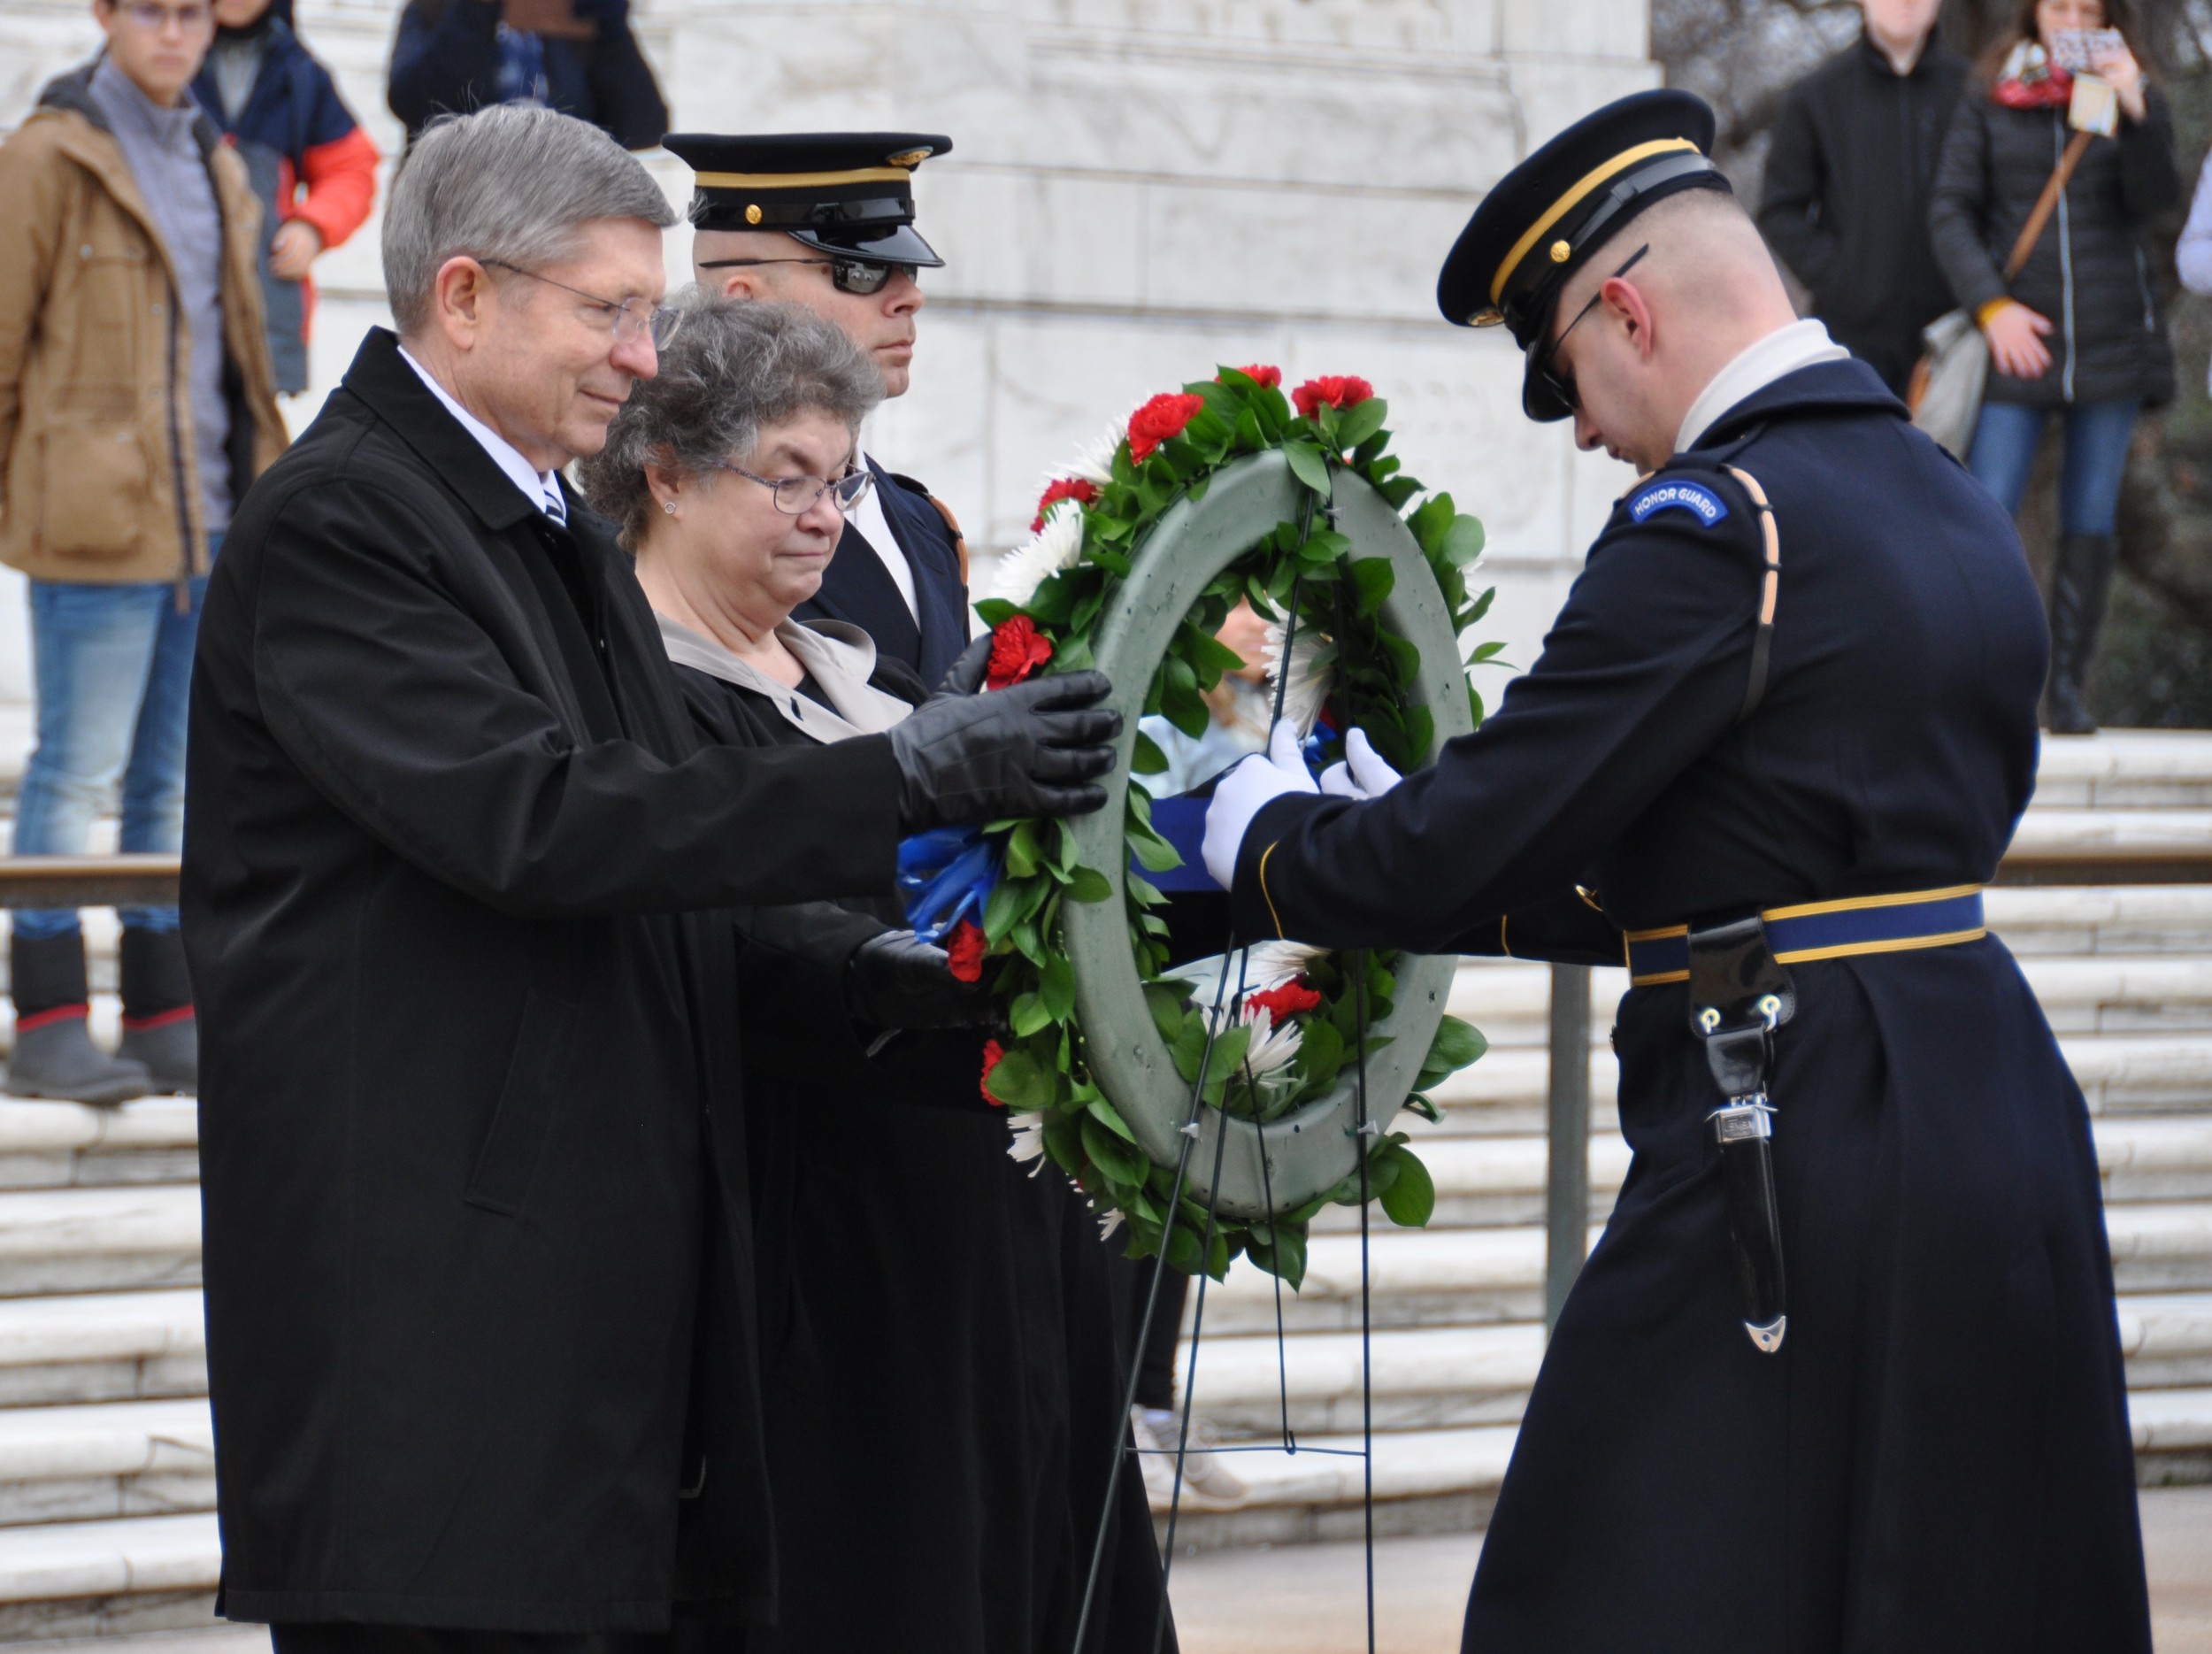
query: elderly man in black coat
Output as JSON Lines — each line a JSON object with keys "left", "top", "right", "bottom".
{"left": 182, "top": 104, "right": 1118, "bottom": 1651}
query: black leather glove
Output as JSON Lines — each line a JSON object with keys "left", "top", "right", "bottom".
{"left": 844, "top": 928, "right": 995, "bottom": 1031}
{"left": 886, "top": 670, "right": 1122, "bottom": 830}
{"left": 939, "top": 633, "right": 994, "bottom": 696}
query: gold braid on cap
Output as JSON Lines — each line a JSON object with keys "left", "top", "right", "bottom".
{"left": 1486, "top": 137, "right": 1701, "bottom": 309}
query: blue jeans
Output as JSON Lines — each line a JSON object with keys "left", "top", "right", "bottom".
{"left": 1967, "top": 399, "right": 2141, "bottom": 536}
{"left": 12, "top": 554, "right": 214, "bottom": 940}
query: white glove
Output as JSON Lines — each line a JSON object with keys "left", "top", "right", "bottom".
{"left": 1202, "top": 720, "right": 1317, "bottom": 889}
{"left": 1319, "top": 727, "right": 1403, "bottom": 801}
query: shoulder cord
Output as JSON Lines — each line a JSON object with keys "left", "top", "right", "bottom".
{"left": 1724, "top": 465, "right": 1779, "bottom": 722}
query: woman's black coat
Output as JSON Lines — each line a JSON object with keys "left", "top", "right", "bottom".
{"left": 1930, "top": 81, "right": 2179, "bottom": 406}
{"left": 181, "top": 329, "right": 906, "bottom": 1634}
{"left": 673, "top": 661, "right": 1172, "bottom": 1654}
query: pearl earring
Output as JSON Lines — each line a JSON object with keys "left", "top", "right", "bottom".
{"left": 662, "top": 500, "right": 677, "bottom": 517}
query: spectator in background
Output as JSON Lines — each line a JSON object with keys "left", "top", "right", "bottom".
{"left": 1757, "top": 0, "right": 1968, "bottom": 393}
{"left": 1929, "top": 0, "right": 2178, "bottom": 734}
{"left": 388, "top": 0, "right": 665, "bottom": 150}
{"left": 2171, "top": 147, "right": 2212, "bottom": 365}
{"left": 0, "top": 0, "right": 286, "bottom": 1103}
{"left": 194, "top": 0, "right": 380, "bottom": 395}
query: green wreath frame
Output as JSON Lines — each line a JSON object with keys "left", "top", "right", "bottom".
{"left": 971, "top": 369, "right": 1496, "bottom": 1285}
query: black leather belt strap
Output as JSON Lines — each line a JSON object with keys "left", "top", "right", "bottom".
{"left": 1686, "top": 914, "right": 1793, "bottom": 1353}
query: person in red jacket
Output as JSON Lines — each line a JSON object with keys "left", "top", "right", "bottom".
{"left": 195, "top": 0, "right": 379, "bottom": 392}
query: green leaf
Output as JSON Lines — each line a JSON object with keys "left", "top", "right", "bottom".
{"left": 1163, "top": 1221, "right": 1205, "bottom": 1276}
{"left": 1348, "top": 557, "right": 1396, "bottom": 619}
{"left": 981, "top": 877, "right": 1027, "bottom": 945}
{"left": 974, "top": 597, "right": 1018, "bottom": 628}
{"left": 1378, "top": 1146, "right": 1436, "bottom": 1227}
{"left": 1336, "top": 396, "right": 1387, "bottom": 451}
{"left": 1064, "top": 865, "right": 1114, "bottom": 903}
{"left": 1406, "top": 495, "right": 1454, "bottom": 556}
{"left": 1284, "top": 442, "right": 1333, "bottom": 498}
{"left": 1041, "top": 952, "right": 1076, "bottom": 1021}
{"left": 1009, "top": 992, "right": 1052, "bottom": 1037}
{"left": 1250, "top": 1222, "right": 1308, "bottom": 1289}
{"left": 1082, "top": 1113, "right": 1148, "bottom": 1184}
{"left": 1004, "top": 819, "right": 1041, "bottom": 879}
{"left": 1294, "top": 1014, "right": 1345, "bottom": 1086}
{"left": 982, "top": 1048, "right": 1052, "bottom": 1109}
{"left": 1145, "top": 983, "right": 1187, "bottom": 1044}
{"left": 1466, "top": 640, "right": 1508, "bottom": 665}
{"left": 1129, "top": 826, "right": 1184, "bottom": 873}
{"left": 1442, "top": 514, "right": 1486, "bottom": 566}
{"left": 1132, "top": 728, "right": 1170, "bottom": 774}
{"left": 1422, "top": 1014, "right": 1487, "bottom": 1075}
{"left": 1464, "top": 584, "right": 1496, "bottom": 626}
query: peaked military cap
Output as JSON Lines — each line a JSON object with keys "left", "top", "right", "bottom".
{"left": 662, "top": 132, "right": 952, "bottom": 268}
{"left": 1437, "top": 89, "right": 1731, "bottom": 422}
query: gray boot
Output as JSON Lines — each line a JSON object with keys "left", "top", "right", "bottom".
{"left": 117, "top": 927, "right": 196, "bottom": 1095}
{"left": 8, "top": 933, "right": 150, "bottom": 1106}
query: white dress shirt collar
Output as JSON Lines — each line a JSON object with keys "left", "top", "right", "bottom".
{"left": 1674, "top": 319, "right": 1851, "bottom": 455}
{"left": 397, "top": 345, "right": 568, "bottom": 523}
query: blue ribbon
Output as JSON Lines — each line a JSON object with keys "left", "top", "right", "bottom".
{"left": 897, "top": 827, "right": 1002, "bottom": 943}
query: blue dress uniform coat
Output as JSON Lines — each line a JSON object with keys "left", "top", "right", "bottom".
{"left": 1227, "top": 359, "right": 2152, "bottom": 1651}
{"left": 183, "top": 330, "right": 907, "bottom": 1633}
{"left": 794, "top": 458, "right": 969, "bottom": 687}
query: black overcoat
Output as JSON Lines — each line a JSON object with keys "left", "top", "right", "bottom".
{"left": 183, "top": 329, "right": 906, "bottom": 1634}
{"left": 792, "top": 458, "right": 970, "bottom": 687}
{"left": 1228, "top": 361, "right": 2153, "bottom": 1652}
{"left": 673, "top": 661, "right": 1173, "bottom": 1654}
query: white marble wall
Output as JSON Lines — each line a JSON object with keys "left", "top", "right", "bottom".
{"left": 0, "top": 0, "right": 1655, "bottom": 709}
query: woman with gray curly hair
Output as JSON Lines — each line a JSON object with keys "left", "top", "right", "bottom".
{"left": 581, "top": 294, "right": 1172, "bottom": 1654}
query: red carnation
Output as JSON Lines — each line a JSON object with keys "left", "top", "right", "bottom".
{"left": 1031, "top": 476, "right": 1099, "bottom": 532}
{"left": 1248, "top": 977, "right": 1324, "bottom": 1024}
{"left": 1226, "top": 364, "right": 1282, "bottom": 388}
{"left": 980, "top": 1039, "right": 1008, "bottom": 1106}
{"left": 986, "top": 613, "right": 1055, "bottom": 689}
{"left": 1292, "top": 375, "right": 1375, "bottom": 419}
{"left": 1126, "top": 392, "right": 1204, "bottom": 465}
{"left": 944, "top": 919, "right": 986, "bottom": 983}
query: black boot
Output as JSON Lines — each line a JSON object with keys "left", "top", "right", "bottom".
{"left": 2044, "top": 531, "right": 2116, "bottom": 735}
{"left": 117, "top": 927, "right": 196, "bottom": 1096}
{"left": 8, "top": 932, "right": 150, "bottom": 1106}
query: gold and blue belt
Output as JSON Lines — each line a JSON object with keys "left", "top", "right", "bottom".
{"left": 1624, "top": 885, "right": 1986, "bottom": 988}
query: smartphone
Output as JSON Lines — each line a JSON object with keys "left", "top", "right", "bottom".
{"left": 2051, "top": 27, "right": 2124, "bottom": 71}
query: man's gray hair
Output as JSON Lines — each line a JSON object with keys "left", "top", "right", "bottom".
{"left": 382, "top": 104, "right": 679, "bottom": 337}
{"left": 579, "top": 293, "right": 883, "bottom": 547}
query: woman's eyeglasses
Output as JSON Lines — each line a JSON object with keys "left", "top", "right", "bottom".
{"left": 695, "top": 256, "right": 918, "bottom": 297}
{"left": 1532, "top": 243, "right": 1649, "bottom": 414}
{"left": 713, "top": 459, "right": 874, "bottom": 517}
{"left": 480, "top": 260, "right": 683, "bottom": 349}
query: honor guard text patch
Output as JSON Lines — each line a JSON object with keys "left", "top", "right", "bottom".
{"left": 1629, "top": 480, "right": 1730, "bottom": 527}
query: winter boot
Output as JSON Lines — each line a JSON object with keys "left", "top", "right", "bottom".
{"left": 2044, "top": 531, "right": 2117, "bottom": 735}
{"left": 7, "top": 931, "right": 150, "bottom": 1105}
{"left": 117, "top": 927, "right": 196, "bottom": 1095}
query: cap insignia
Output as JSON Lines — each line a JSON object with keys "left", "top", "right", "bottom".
{"left": 1549, "top": 239, "right": 1571, "bottom": 264}
{"left": 745, "top": 204, "right": 763, "bottom": 225}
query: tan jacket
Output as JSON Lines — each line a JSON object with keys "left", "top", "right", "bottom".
{"left": 0, "top": 65, "right": 287, "bottom": 583}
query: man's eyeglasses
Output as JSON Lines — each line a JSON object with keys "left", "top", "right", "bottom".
{"left": 117, "top": 1, "right": 212, "bottom": 31}
{"left": 1532, "top": 243, "right": 1649, "bottom": 414}
{"left": 695, "top": 256, "right": 918, "bottom": 297}
{"left": 713, "top": 458, "right": 874, "bottom": 517}
{"left": 480, "top": 260, "right": 682, "bottom": 350}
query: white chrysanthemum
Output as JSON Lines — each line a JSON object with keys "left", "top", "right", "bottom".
{"left": 1098, "top": 1208, "right": 1125, "bottom": 1242}
{"left": 1263, "top": 622, "right": 1333, "bottom": 737}
{"left": 1007, "top": 1113, "right": 1048, "bottom": 1177}
{"left": 1065, "top": 420, "right": 1125, "bottom": 487}
{"left": 1173, "top": 942, "right": 1331, "bottom": 1012}
{"left": 991, "top": 502, "right": 1087, "bottom": 607}
{"left": 1240, "top": 1007, "right": 1303, "bottom": 1077}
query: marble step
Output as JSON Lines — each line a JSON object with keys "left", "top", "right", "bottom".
{"left": 1986, "top": 885, "right": 2212, "bottom": 956}
{"left": 1156, "top": 1386, "right": 2212, "bottom": 1549}
{"left": 0, "top": 1292, "right": 204, "bottom": 1408}
{"left": 0, "top": 1399, "right": 211, "bottom": 1528}
{"left": 1183, "top": 1293, "right": 2212, "bottom": 1438}
{"left": 0, "top": 1101, "right": 199, "bottom": 1194}
{"left": 1203, "top": 1203, "right": 2212, "bottom": 1335}
{"left": 0, "top": 1189, "right": 199, "bottom": 1299}
{"left": 2029, "top": 729, "right": 2212, "bottom": 807}
{"left": 0, "top": 1512, "right": 219, "bottom": 1641}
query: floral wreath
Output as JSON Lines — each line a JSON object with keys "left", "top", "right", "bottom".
{"left": 901, "top": 366, "right": 1496, "bottom": 1286}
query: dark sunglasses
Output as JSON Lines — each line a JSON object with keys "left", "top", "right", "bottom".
{"left": 695, "top": 256, "right": 918, "bottom": 296}
{"left": 1532, "top": 243, "right": 1649, "bottom": 413}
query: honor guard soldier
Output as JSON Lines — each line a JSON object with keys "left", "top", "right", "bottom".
{"left": 665, "top": 132, "right": 972, "bottom": 687}
{"left": 1203, "top": 90, "right": 2153, "bottom": 1651}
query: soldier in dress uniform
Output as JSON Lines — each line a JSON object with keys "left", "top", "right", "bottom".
{"left": 664, "top": 132, "right": 972, "bottom": 686}
{"left": 1202, "top": 89, "right": 2154, "bottom": 1651}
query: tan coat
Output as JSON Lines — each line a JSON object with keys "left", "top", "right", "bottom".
{"left": 0, "top": 69, "right": 287, "bottom": 583}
